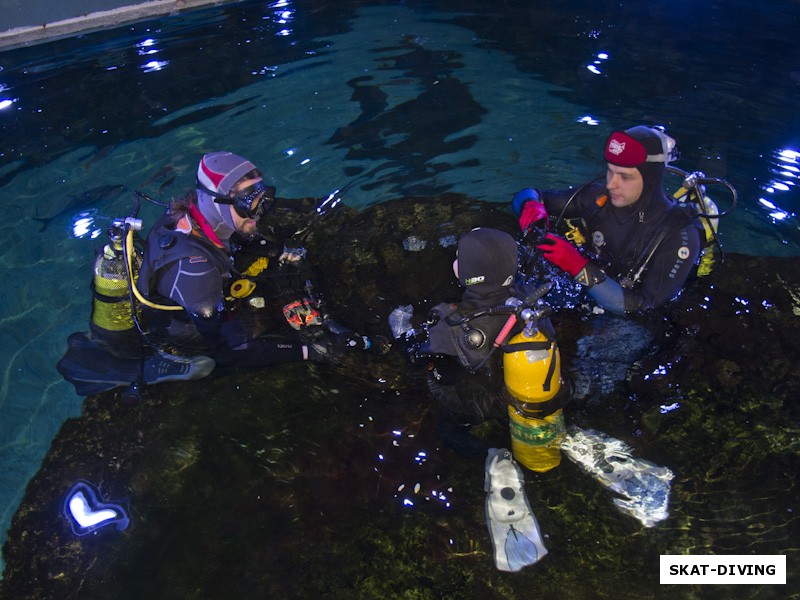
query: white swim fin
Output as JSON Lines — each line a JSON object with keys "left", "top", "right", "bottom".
{"left": 560, "top": 426, "right": 674, "bottom": 527}
{"left": 484, "top": 448, "right": 548, "bottom": 572}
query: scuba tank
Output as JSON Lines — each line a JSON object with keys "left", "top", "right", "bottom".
{"left": 502, "top": 302, "right": 567, "bottom": 473}
{"left": 667, "top": 166, "right": 738, "bottom": 277}
{"left": 89, "top": 218, "right": 143, "bottom": 356}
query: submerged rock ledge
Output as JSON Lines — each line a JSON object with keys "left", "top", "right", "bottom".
{"left": 3, "top": 196, "right": 799, "bottom": 598}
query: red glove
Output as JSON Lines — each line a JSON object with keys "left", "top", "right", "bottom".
{"left": 519, "top": 200, "right": 550, "bottom": 231}
{"left": 536, "top": 233, "right": 588, "bottom": 277}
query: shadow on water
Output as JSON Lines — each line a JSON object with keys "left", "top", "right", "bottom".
{"left": 1, "top": 197, "right": 798, "bottom": 599}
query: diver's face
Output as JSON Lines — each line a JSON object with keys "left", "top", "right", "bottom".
{"left": 606, "top": 164, "right": 644, "bottom": 208}
{"left": 229, "top": 176, "right": 263, "bottom": 237}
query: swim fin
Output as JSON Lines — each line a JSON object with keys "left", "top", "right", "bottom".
{"left": 484, "top": 448, "right": 548, "bottom": 572}
{"left": 560, "top": 426, "right": 673, "bottom": 527}
{"left": 58, "top": 332, "right": 215, "bottom": 396}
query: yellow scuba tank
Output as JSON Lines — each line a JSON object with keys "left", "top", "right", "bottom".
{"left": 668, "top": 165, "right": 739, "bottom": 279}
{"left": 503, "top": 326, "right": 566, "bottom": 472}
{"left": 673, "top": 185, "right": 720, "bottom": 277}
{"left": 89, "top": 221, "right": 142, "bottom": 351}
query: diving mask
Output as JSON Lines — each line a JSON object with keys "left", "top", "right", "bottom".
{"left": 201, "top": 180, "right": 276, "bottom": 219}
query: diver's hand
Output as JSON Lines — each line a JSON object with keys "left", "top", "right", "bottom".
{"left": 279, "top": 246, "right": 307, "bottom": 265}
{"left": 513, "top": 189, "right": 549, "bottom": 231}
{"left": 536, "top": 233, "right": 588, "bottom": 277}
{"left": 388, "top": 305, "right": 414, "bottom": 339}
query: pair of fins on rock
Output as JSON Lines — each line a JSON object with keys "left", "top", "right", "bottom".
{"left": 484, "top": 427, "right": 674, "bottom": 573}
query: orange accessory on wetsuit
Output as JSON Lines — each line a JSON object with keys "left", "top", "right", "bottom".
{"left": 282, "top": 299, "right": 322, "bottom": 330}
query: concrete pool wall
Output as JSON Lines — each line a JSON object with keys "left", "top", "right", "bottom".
{"left": 0, "top": 0, "right": 243, "bottom": 49}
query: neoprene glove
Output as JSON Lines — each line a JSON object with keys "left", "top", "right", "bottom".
{"left": 536, "top": 233, "right": 588, "bottom": 277}
{"left": 512, "top": 188, "right": 549, "bottom": 231}
{"left": 388, "top": 305, "right": 414, "bottom": 339}
{"left": 279, "top": 246, "right": 307, "bottom": 265}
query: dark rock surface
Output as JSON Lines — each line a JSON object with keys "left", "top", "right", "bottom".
{"left": 2, "top": 196, "right": 798, "bottom": 599}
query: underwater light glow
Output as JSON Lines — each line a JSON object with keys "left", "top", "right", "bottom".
{"left": 70, "top": 493, "right": 117, "bottom": 527}
{"left": 63, "top": 481, "right": 130, "bottom": 536}
{"left": 0, "top": 99, "right": 15, "bottom": 109}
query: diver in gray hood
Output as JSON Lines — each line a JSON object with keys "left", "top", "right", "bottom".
{"left": 59, "top": 151, "right": 374, "bottom": 396}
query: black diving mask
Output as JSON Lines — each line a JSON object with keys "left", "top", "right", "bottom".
{"left": 203, "top": 181, "right": 276, "bottom": 219}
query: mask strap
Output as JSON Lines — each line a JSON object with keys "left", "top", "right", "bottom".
{"left": 646, "top": 129, "right": 679, "bottom": 164}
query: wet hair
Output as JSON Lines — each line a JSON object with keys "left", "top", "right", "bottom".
{"left": 165, "top": 191, "right": 194, "bottom": 226}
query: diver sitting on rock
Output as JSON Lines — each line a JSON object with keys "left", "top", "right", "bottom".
{"left": 388, "top": 227, "right": 563, "bottom": 457}
{"left": 59, "top": 151, "right": 372, "bottom": 397}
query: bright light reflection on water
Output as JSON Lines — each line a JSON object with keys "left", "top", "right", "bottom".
{"left": 759, "top": 147, "right": 799, "bottom": 221}
{"left": 142, "top": 60, "right": 169, "bottom": 73}
{"left": 71, "top": 211, "right": 102, "bottom": 239}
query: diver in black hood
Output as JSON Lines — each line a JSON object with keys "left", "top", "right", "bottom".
{"left": 513, "top": 125, "right": 703, "bottom": 314}
{"left": 389, "top": 227, "right": 533, "bottom": 456}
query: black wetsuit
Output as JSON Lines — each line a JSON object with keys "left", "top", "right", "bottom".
{"left": 539, "top": 182, "right": 702, "bottom": 313}
{"left": 398, "top": 228, "right": 524, "bottom": 456}
{"left": 137, "top": 213, "right": 306, "bottom": 367}
{"left": 411, "top": 293, "right": 517, "bottom": 456}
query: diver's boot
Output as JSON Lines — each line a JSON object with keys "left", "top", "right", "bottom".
{"left": 143, "top": 353, "right": 215, "bottom": 385}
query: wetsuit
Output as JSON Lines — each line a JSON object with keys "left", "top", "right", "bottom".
{"left": 397, "top": 228, "right": 522, "bottom": 456}
{"left": 538, "top": 182, "right": 701, "bottom": 313}
{"left": 137, "top": 212, "right": 307, "bottom": 367}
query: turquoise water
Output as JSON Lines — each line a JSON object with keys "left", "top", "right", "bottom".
{"left": 0, "top": 0, "right": 798, "bottom": 578}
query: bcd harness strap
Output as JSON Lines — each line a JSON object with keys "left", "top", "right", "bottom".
{"left": 621, "top": 206, "right": 695, "bottom": 287}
